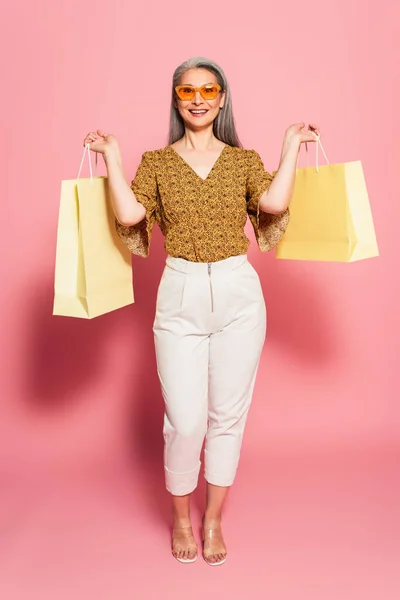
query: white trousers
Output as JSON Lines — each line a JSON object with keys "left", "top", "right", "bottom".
{"left": 153, "top": 253, "right": 267, "bottom": 496}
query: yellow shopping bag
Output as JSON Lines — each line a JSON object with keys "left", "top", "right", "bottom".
{"left": 53, "top": 144, "right": 134, "bottom": 318}
{"left": 275, "top": 139, "right": 379, "bottom": 262}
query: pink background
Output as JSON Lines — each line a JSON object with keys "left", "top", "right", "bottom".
{"left": 1, "top": 0, "right": 398, "bottom": 598}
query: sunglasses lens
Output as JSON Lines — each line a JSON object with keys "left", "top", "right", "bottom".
{"left": 176, "top": 86, "right": 195, "bottom": 100}
{"left": 175, "top": 85, "right": 221, "bottom": 101}
{"left": 201, "top": 85, "right": 220, "bottom": 99}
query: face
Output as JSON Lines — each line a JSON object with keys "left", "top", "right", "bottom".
{"left": 174, "top": 68, "right": 225, "bottom": 129}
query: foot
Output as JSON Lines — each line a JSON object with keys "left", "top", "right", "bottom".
{"left": 172, "top": 519, "right": 198, "bottom": 563}
{"left": 202, "top": 517, "right": 227, "bottom": 566}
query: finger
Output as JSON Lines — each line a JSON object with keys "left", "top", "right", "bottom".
{"left": 304, "top": 133, "right": 319, "bottom": 142}
{"left": 309, "top": 124, "right": 320, "bottom": 136}
{"left": 287, "top": 122, "right": 304, "bottom": 133}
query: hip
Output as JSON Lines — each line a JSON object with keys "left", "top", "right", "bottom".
{"left": 154, "top": 254, "right": 266, "bottom": 333}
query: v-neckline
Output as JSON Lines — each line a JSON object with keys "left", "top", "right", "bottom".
{"left": 168, "top": 144, "right": 229, "bottom": 182}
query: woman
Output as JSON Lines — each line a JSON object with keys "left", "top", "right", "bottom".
{"left": 83, "top": 56, "right": 319, "bottom": 566}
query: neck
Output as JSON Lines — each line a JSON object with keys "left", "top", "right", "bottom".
{"left": 180, "top": 127, "right": 220, "bottom": 151}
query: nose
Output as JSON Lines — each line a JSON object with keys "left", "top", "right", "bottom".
{"left": 193, "top": 90, "right": 204, "bottom": 104}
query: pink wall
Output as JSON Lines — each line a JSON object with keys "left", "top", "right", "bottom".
{"left": 1, "top": 0, "right": 398, "bottom": 475}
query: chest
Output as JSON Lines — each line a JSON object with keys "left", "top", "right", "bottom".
{"left": 157, "top": 171, "right": 248, "bottom": 224}
{"left": 174, "top": 150, "right": 224, "bottom": 180}
{"left": 154, "top": 147, "right": 249, "bottom": 221}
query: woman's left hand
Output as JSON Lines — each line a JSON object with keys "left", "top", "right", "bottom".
{"left": 284, "top": 122, "right": 321, "bottom": 147}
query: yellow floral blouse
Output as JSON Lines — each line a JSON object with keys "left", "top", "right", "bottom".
{"left": 115, "top": 144, "right": 290, "bottom": 263}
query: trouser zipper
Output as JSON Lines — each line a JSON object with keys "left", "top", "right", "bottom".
{"left": 207, "top": 262, "right": 214, "bottom": 312}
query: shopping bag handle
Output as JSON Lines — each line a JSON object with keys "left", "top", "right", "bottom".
{"left": 77, "top": 143, "right": 98, "bottom": 179}
{"left": 303, "top": 137, "right": 330, "bottom": 173}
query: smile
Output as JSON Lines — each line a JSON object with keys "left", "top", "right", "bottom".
{"left": 189, "top": 110, "right": 208, "bottom": 116}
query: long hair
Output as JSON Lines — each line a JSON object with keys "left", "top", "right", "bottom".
{"left": 168, "top": 57, "right": 242, "bottom": 148}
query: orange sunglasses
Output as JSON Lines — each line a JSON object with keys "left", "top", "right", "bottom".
{"left": 175, "top": 84, "right": 222, "bottom": 101}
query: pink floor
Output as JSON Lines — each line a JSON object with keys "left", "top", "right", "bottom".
{"left": 0, "top": 445, "right": 398, "bottom": 600}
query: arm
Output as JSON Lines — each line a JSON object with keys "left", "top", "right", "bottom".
{"left": 82, "top": 129, "right": 146, "bottom": 226}
{"left": 104, "top": 147, "right": 146, "bottom": 226}
{"left": 258, "top": 123, "right": 320, "bottom": 214}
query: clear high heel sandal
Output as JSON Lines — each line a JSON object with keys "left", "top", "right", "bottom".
{"left": 172, "top": 526, "right": 198, "bottom": 563}
{"left": 202, "top": 526, "right": 227, "bottom": 566}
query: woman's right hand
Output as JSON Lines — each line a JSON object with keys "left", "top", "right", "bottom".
{"left": 83, "top": 129, "right": 120, "bottom": 156}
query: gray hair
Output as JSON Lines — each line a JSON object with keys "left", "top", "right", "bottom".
{"left": 168, "top": 57, "right": 242, "bottom": 148}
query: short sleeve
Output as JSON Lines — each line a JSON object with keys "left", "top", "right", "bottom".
{"left": 246, "top": 149, "right": 290, "bottom": 252}
{"left": 115, "top": 152, "right": 159, "bottom": 257}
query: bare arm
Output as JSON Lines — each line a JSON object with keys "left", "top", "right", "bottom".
{"left": 83, "top": 129, "right": 145, "bottom": 226}
{"left": 103, "top": 147, "right": 146, "bottom": 226}
{"left": 258, "top": 123, "right": 320, "bottom": 214}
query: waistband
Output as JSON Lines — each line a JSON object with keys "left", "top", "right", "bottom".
{"left": 165, "top": 253, "right": 247, "bottom": 275}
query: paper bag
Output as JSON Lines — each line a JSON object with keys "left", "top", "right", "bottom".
{"left": 275, "top": 140, "right": 379, "bottom": 262}
{"left": 53, "top": 145, "right": 134, "bottom": 318}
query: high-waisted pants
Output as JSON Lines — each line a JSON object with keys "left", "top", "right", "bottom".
{"left": 152, "top": 253, "right": 267, "bottom": 496}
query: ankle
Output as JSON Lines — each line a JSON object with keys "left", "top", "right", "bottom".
{"left": 173, "top": 515, "right": 192, "bottom": 528}
{"left": 203, "top": 513, "right": 222, "bottom": 527}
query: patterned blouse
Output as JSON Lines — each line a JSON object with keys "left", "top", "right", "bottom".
{"left": 115, "top": 144, "right": 290, "bottom": 263}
